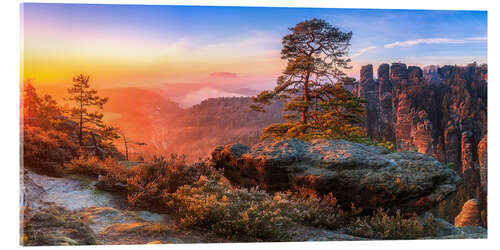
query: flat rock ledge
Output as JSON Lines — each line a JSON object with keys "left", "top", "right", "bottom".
{"left": 211, "top": 139, "right": 462, "bottom": 215}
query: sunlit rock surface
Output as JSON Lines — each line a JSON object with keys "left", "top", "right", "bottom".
{"left": 455, "top": 199, "right": 482, "bottom": 227}
{"left": 211, "top": 139, "right": 462, "bottom": 215}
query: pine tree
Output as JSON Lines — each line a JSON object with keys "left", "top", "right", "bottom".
{"left": 23, "top": 80, "right": 63, "bottom": 128}
{"left": 67, "top": 74, "right": 116, "bottom": 146}
{"left": 251, "top": 19, "right": 366, "bottom": 141}
{"left": 307, "top": 77, "right": 367, "bottom": 140}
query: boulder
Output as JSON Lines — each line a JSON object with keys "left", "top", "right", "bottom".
{"left": 455, "top": 199, "right": 482, "bottom": 227}
{"left": 211, "top": 139, "right": 462, "bottom": 215}
{"left": 420, "top": 212, "right": 463, "bottom": 237}
{"left": 22, "top": 205, "right": 99, "bottom": 246}
{"left": 96, "top": 175, "right": 127, "bottom": 192}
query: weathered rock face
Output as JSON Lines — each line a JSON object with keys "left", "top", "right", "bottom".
{"left": 358, "top": 65, "right": 379, "bottom": 139}
{"left": 211, "top": 139, "right": 462, "bottom": 215}
{"left": 356, "top": 62, "right": 487, "bottom": 222}
{"left": 477, "top": 135, "right": 487, "bottom": 194}
{"left": 390, "top": 63, "right": 408, "bottom": 81}
{"left": 443, "top": 122, "right": 459, "bottom": 165}
{"left": 423, "top": 65, "right": 441, "bottom": 85}
{"left": 461, "top": 131, "right": 474, "bottom": 174}
{"left": 455, "top": 199, "right": 482, "bottom": 227}
{"left": 377, "top": 64, "right": 394, "bottom": 142}
{"left": 408, "top": 66, "right": 423, "bottom": 84}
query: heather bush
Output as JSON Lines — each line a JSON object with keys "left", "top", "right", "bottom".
{"left": 64, "top": 156, "right": 125, "bottom": 178}
{"left": 343, "top": 208, "right": 439, "bottom": 239}
{"left": 164, "top": 176, "right": 295, "bottom": 241}
{"left": 126, "top": 155, "right": 217, "bottom": 209}
{"left": 287, "top": 187, "right": 361, "bottom": 230}
{"left": 22, "top": 125, "right": 80, "bottom": 176}
{"left": 162, "top": 175, "right": 441, "bottom": 241}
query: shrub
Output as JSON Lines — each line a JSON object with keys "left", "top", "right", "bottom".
{"left": 125, "top": 155, "right": 217, "bottom": 209}
{"left": 286, "top": 187, "right": 361, "bottom": 230}
{"left": 164, "top": 176, "right": 295, "bottom": 241}
{"left": 62, "top": 154, "right": 218, "bottom": 210}
{"left": 64, "top": 156, "right": 125, "bottom": 178}
{"left": 22, "top": 125, "right": 80, "bottom": 176}
{"left": 343, "top": 208, "right": 439, "bottom": 240}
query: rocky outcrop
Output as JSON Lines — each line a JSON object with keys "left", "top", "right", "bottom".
{"left": 408, "top": 66, "right": 423, "bottom": 84}
{"left": 211, "top": 139, "right": 462, "bottom": 215}
{"left": 390, "top": 63, "right": 408, "bottom": 81}
{"left": 377, "top": 64, "right": 394, "bottom": 142}
{"left": 478, "top": 135, "right": 487, "bottom": 194}
{"left": 423, "top": 65, "right": 441, "bottom": 85}
{"left": 356, "top": 62, "right": 487, "bottom": 222}
{"left": 443, "top": 122, "right": 459, "bottom": 166}
{"left": 358, "top": 65, "right": 379, "bottom": 139}
{"left": 419, "top": 211, "right": 486, "bottom": 239}
{"left": 357, "top": 62, "right": 486, "bottom": 166}
{"left": 22, "top": 205, "right": 99, "bottom": 246}
{"left": 461, "top": 131, "right": 474, "bottom": 173}
{"left": 455, "top": 199, "right": 482, "bottom": 227}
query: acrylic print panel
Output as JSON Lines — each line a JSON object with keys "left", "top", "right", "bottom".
{"left": 20, "top": 2, "right": 487, "bottom": 246}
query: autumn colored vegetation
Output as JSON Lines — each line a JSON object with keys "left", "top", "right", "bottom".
{"left": 22, "top": 77, "right": 122, "bottom": 176}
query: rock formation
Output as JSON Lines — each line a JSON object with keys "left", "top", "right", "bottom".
{"left": 477, "top": 135, "right": 487, "bottom": 194}
{"left": 358, "top": 65, "right": 379, "bottom": 139}
{"left": 455, "top": 199, "right": 482, "bottom": 227}
{"left": 377, "top": 64, "right": 394, "bottom": 142}
{"left": 357, "top": 62, "right": 487, "bottom": 221}
{"left": 211, "top": 139, "right": 462, "bottom": 215}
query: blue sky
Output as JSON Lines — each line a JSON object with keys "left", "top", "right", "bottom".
{"left": 23, "top": 3, "right": 487, "bottom": 94}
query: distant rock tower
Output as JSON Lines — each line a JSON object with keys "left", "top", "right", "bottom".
{"left": 358, "top": 64, "right": 379, "bottom": 139}
{"left": 377, "top": 64, "right": 394, "bottom": 142}
{"left": 390, "top": 63, "right": 408, "bottom": 82}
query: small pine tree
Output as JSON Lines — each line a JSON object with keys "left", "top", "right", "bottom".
{"left": 67, "top": 74, "right": 118, "bottom": 148}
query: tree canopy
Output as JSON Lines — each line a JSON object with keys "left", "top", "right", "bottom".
{"left": 251, "top": 18, "right": 367, "bottom": 141}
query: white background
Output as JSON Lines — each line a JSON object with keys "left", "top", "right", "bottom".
{"left": 0, "top": 0, "right": 497, "bottom": 249}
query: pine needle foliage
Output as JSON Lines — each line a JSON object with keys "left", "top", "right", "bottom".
{"left": 251, "top": 19, "right": 367, "bottom": 141}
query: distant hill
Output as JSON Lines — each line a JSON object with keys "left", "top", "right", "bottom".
{"left": 160, "top": 97, "right": 284, "bottom": 161}
{"left": 98, "top": 87, "right": 183, "bottom": 143}
{"left": 98, "top": 88, "right": 284, "bottom": 162}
